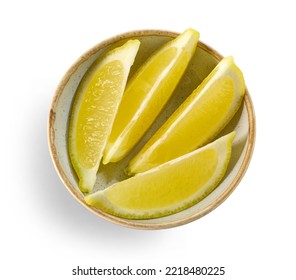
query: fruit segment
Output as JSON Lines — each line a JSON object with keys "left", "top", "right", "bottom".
{"left": 128, "top": 56, "right": 245, "bottom": 174}
{"left": 85, "top": 132, "right": 235, "bottom": 219}
{"left": 103, "top": 28, "right": 200, "bottom": 164}
{"left": 68, "top": 40, "right": 140, "bottom": 193}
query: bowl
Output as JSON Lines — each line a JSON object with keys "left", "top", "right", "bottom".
{"left": 48, "top": 29, "right": 256, "bottom": 229}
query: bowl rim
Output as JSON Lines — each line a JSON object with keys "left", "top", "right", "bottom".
{"left": 48, "top": 29, "right": 256, "bottom": 230}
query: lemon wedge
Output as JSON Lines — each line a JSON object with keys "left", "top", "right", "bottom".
{"left": 68, "top": 40, "right": 140, "bottom": 193}
{"left": 128, "top": 56, "right": 245, "bottom": 174}
{"left": 85, "top": 132, "right": 235, "bottom": 219}
{"left": 103, "top": 28, "right": 200, "bottom": 164}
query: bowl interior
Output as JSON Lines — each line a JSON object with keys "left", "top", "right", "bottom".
{"left": 49, "top": 30, "right": 255, "bottom": 229}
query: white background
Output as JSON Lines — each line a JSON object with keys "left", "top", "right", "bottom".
{"left": 1, "top": 0, "right": 295, "bottom": 279}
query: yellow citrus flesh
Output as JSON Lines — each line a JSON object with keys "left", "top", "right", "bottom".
{"left": 128, "top": 56, "right": 245, "bottom": 174}
{"left": 85, "top": 132, "right": 235, "bottom": 219}
{"left": 103, "top": 28, "right": 200, "bottom": 164}
{"left": 68, "top": 40, "right": 140, "bottom": 193}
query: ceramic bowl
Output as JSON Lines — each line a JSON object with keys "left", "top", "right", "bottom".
{"left": 48, "top": 30, "right": 255, "bottom": 229}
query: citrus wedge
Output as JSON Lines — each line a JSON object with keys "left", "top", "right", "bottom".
{"left": 103, "top": 28, "right": 200, "bottom": 164}
{"left": 128, "top": 56, "right": 245, "bottom": 174}
{"left": 85, "top": 132, "right": 235, "bottom": 219}
{"left": 68, "top": 40, "right": 140, "bottom": 193}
